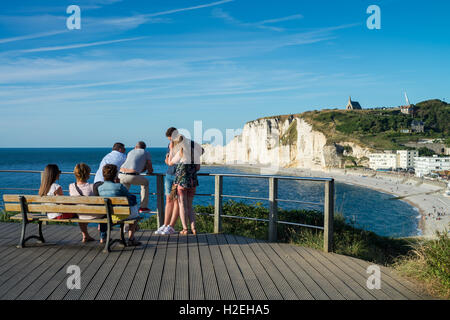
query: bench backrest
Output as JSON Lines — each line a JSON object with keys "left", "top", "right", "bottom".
{"left": 3, "top": 195, "right": 131, "bottom": 216}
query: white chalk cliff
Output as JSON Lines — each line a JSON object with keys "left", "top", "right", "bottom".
{"left": 201, "top": 116, "right": 371, "bottom": 170}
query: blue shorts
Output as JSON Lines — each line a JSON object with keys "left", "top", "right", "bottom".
{"left": 164, "top": 174, "right": 176, "bottom": 196}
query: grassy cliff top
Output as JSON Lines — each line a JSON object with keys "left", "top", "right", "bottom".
{"left": 251, "top": 99, "right": 450, "bottom": 150}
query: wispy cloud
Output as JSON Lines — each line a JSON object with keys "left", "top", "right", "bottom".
{"left": 102, "top": 0, "right": 235, "bottom": 29}
{"left": 41, "top": 74, "right": 188, "bottom": 90}
{"left": 78, "top": 0, "right": 123, "bottom": 9}
{"left": 0, "top": 0, "right": 234, "bottom": 43}
{"left": 0, "top": 49, "right": 379, "bottom": 109}
{"left": 142, "top": 0, "right": 234, "bottom": 18}
{"left": 89, "top": 0, "right": 123, "bottom": 4}
{"left": 15, "top": 37, "right": 144, "bottom": 53}
{"left": 258, "top": 14, "right": 304, "bottom": 25}
{"left": 84, "top": 15, "right": 171, "bottom": 30}
{"left": 0, "top": 30, "right": 67, "bottom": 44}
{"left": 213, "top": 8, "right": 303, "bottom": 32}
{"left": 0, "top": 56, "right": 192, "bottom": 86}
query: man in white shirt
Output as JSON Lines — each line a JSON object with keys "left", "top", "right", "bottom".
{"left": 94, "top": 143, "right": 127, "bottom": 184}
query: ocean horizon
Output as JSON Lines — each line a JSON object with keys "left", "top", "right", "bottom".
{"left": 0, "top": 148, "right": 421, "bottom": 238}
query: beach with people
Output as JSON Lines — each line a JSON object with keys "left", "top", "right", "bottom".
{"left": 321, "top": 168, "right": 449, "bottom": 239}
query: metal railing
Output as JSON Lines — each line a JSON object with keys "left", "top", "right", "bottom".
{"left": 0, "top": 170, "right": 335, "bottom": 252}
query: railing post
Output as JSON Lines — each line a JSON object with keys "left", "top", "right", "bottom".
{"left": 214, "top": 175, "right": 223, "bottom": 233}
{"left": 156, "top": 175, "right": 165, "bottom": 228}
{"left": 324, "top": 179, "right": 334, "bottom": 253}
{"left": 268, "top": 177, "right": 278, "bottom": 242}
{"left": 40, "top": 171, "right": 48, "bottom": 225}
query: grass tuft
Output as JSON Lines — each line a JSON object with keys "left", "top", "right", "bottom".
{"left": 394, "top": 231, "right": 449, "bottom": 299}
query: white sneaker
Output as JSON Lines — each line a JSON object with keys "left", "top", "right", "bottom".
{"left": 155, "top": 225, "right": 167, "bottom": 235}
{"left": 162, "top": 226, "right": 176, "bottom": 235}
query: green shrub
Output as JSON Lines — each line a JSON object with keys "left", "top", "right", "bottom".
{"left": 418, "top": 146, "right": 436, "bottom": 157}
{"left": 0, "top": 209, "right": 14, "bottom": 223}
{"left": 280, "top": 119, "right": 298, "bottom": 146}
{"left": 395, "top": 231, "right": 450, "bottom": 299}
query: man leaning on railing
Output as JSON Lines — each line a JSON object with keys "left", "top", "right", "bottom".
{"left": 118, "top": 141, "right": 153, "bottom": 213}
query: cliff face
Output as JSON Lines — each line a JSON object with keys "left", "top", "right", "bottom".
{"left": 201, "top": 116, "right": 371, "bottom": 170}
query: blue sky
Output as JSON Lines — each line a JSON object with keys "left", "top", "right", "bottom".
{"left": 0, "top": 0, "right": 449, "bottom": 147}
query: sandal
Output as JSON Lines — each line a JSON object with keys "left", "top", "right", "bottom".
{"left": 180, "top": 229, "right": 188, "bottom": 235}
{"left": 82, "top": 237, "right": 95, "bottom": 243}
{"left": 191, "top": 228, "right": 197, "bottom": 235}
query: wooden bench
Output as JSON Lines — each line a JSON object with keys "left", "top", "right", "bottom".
{"left": 3, "top": 194, "right": 141, "bottom": 253}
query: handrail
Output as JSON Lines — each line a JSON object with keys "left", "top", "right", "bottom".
{"left": 208, "top": 172, "right": 334, "bottom": 182}
{"left": 0, "top": 169, "right": 335, "bottom": 252}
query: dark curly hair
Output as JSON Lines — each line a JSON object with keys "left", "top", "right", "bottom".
{"left": 102, "top": 164, "right": 118, "bottom": 182}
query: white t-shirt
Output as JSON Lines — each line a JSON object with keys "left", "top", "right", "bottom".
{"left": 46, "top": 183, "right": 62, "bottom": 219}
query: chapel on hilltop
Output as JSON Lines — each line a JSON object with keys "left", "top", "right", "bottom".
{"left": 346, "top": 96, "right": 362, "bottom": 110}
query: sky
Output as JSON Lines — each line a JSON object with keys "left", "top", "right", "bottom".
{"left": 0, "top": 0, "right": 449, "bottom": 147}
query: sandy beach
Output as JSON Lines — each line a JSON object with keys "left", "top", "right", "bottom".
{"left": 322, "top": 168, "right": 449, "bottom": 239}
{"left": 220, "top": 164, "right": 450, "bottom": 239}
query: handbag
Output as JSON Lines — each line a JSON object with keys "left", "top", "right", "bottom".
{"left": 169, "top": 184, "right": 178, "bottom": 201}
{"left": 191, "top": 140, "right": 201, "bottom": 172}
{"left": 56, "top": 183, "right": 82, "bottom": 219}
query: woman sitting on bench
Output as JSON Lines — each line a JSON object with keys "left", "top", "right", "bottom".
{"left": 69, "top": 163, "right": 96, "bottom": 243}
{"left": 96, "top": 164, "right": 141, "bottom": 246}
{"left": 39, "top": 164, "right": 75, "bottom": 220}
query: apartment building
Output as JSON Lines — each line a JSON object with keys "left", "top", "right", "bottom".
{"left": 396, "top": 150, "right": 419, "bottom": 169}
{"left": 414, "top": 156, "right": 450, "bottom": 177}
{"left": 369, "top": 150, "right": 418, "bottom": 170}
{"left": 369, "top": 152, "right": 398, "bottom": 170}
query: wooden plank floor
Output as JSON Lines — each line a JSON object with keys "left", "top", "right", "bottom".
{"left": 0, "top": 222, "right": 431, "bottom": 300}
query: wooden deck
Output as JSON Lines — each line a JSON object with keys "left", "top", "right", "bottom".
{"left": 0, "top": 222, "right": 430, "bottom": 300}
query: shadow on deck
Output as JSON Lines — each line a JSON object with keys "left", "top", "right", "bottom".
{"left": 0, "top": 222, "right": 430, "bottom": 300}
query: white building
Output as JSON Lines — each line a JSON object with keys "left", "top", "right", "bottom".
{"left": 414, "top": 156, "right": 450, "bottom": 177}
{"left": 369, "top": 150, "right": 419, "bottom": 170}
{"left": 396, "top": 150, "right": 419, "bottom": 169}
{"left": 369, "top": 152, "right": 398, "bottom": 170}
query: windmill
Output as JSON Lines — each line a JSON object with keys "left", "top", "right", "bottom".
{"left": 404, "top": 92, "right": 411, "bottom": 106}
{"left": 400, "top": 92, "right": 414, "bottom": 115}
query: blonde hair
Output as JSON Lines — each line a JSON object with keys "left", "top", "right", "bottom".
{"left": 74, "top": 163, "right": 91, "bottom": 182}
{"left": 39, "top": 164, "right": 61, "bottom": 196}
{"left": 172, "top": 135, "right": 184, "bottom": 155}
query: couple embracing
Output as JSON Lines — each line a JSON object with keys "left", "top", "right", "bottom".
{"left": 156, "top": 127, "right": 204, "bottom": 236}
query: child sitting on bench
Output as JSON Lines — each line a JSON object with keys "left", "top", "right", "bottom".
{"left": 96, "top": 164, "right": 141, "bottom": 246}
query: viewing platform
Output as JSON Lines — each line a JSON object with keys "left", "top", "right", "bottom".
{"left": 0, "top": 222, "right": 429, "bottom": 300}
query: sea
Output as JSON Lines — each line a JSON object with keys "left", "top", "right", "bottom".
{"left": 0, "top": 148, "right": 421, "bottom": 238}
